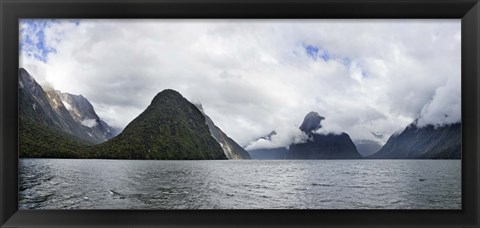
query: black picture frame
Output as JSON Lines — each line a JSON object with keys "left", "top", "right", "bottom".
{"left": 1, "top": 0, "right": 479, "bottom": 227}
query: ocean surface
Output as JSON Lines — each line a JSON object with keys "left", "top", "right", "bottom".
{"left": 19, "top": 159, "right": 461, "bottom": 209}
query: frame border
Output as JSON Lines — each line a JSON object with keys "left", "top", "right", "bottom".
{"left": 1, "top": 0, "right": 479, "bottom": 227}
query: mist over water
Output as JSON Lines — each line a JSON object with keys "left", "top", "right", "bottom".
{"left": 19, "top": 159, "right": 461, "bottom": 209}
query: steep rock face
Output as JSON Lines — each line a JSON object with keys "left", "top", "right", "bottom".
{"left": 196, "top": 104, "right": 251, "bottom": 159}
{"left": 286, "top": 112, "right": 362, "bottom": 159}
{"left": 19, "top": 68, "right": 90, "bottom": 157}
{"left": 58, "top": 92, "right": 118, "bottom": 141}
{"left": 92, "top": 89, "right": 227, "bottom": 160}
{"left": 369, "top": 121, "right": 461, "bottom": 159}
{"left": 19, "top": 68, "right": 74, "bottom": 134}
{"left": 44, "top": 89, "right": 92, "bottom": 140}
{"left": 299, "top": 112, "right": 325, "bottom": 133}
{"left": 19, "top": 68, "right": 91, "bottom": 142}
{"left": 19, "top": 68, "right": 116, "bottom": 144}
{"left": 354, "top": 139, "right": 383, "bottom": 157}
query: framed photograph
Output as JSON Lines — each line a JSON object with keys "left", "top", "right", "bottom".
{"left": 1, "top": 0, "right": 479, "bottom": 227}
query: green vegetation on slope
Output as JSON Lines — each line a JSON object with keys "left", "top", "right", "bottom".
{"left": 90, "top": 89, "right": 227, "bottom": 160}
{"left": 19, "top": 117, "right": 90, "bottom": 158}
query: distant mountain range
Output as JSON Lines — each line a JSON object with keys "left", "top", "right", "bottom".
{"left": 286, "top": 112, "right": 362, "bottom": 159}
{"left": 247, "top": 112, "right": 460, "bottom": 160}
{"left": 248, "top": 138, "right": 382, "bottom": 159}
{"left": 248, "top": 147, "right": 289, "bottom": 159}
{"left": 354, "top": 139, "right": 382, "bottom": 157}
{"left": 248, "top": 131, "right": 288, "bottom": 159}
{"left": 19, "top": 68, "right": 461, "bottom": 160}
{"left": 248, "top": 112, "right": 363, "bottom": 159}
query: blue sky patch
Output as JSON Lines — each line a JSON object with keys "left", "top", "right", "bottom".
{"left": 303, "top": 44, "right": 331, "bottom": 62}
{"left": 320, "top": 50, "right": 330, "bottom": 62}
{"left": 305, "top": 45, "right": 319, "bottom": 59}
{"left": 301, "top": 42, "right": 369, "bottom": 79}
{"left": 19, "top": 19, "right": 78, "bottom": 62}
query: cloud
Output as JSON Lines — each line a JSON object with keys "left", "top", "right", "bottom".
{"left": 417, "top": 75, "right": 461, "bottom": 127}
{"left": 371, "top": 132, "right": 384, "bottom": 139}
{"left": 19, "top": 19, "right": 461, "bottom": 147}
{"left": 245, "top": 125, "right": 308, "bottom": 150}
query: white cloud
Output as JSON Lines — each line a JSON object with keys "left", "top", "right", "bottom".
{"left": 245, "top": 125, "right": 308, "bottom": 150}
{"left": 19, "top": 19, "right": 461, "bottom": 147}
{"left": 417, "top": 75, "right": 461, "bottom": 127}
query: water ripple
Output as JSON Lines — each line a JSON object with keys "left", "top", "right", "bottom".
{"left": 19, "top": 159, "right": 461, "bottom": 209}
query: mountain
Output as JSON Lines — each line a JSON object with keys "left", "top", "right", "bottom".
{"left": 369, "top": 121, "right": 461, "bottom": 159}
{"left": 287, "top": 133, "right": 362, "bottom": 159}
{"left": 195, "top": 104, "right": 250, "bottom": 159}
{"left": 101, "top": 120, "right": 121, "bottom": 137}
{"left": 19, "top": 68, "right": 119, "bottom": 158}
{"left": 299, "top": 112, "right": 325, "bottom": 133}
{"left": 286, "top": 112, "right": 362, "bottom": 159}
{"left": 19, "top": 117, "right": 89, "bottom": 158}
{"left": 247, "top": 131, "right": 288, "bottom": 159}
{"left": 19, "top": 69, "right": 239, "bottom": 160}
{"left": 354, "top": 139, "right": 382, "bottom": 157}
{"left": 19, "top": 68, "right": 89, "bottom": 157}
{"left": 57, "top": 92, "right": 119, "bottom": 141}
{"left": 19, "top": 68, "right": 115, "bottom": 144}
{"left": 261, "top": 131, "right": 277, "bottom": 141}
{"left": 19, "top": 68, "right": 87, "bottom": 141}
{"left": 91, "top": 89, "right": 227, "bottom": 160}
{"left": 248, "top": 147, "right": 288, "bottom": 159}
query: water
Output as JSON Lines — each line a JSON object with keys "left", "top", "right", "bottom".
{"left": 19, "top": 159, "right": 461, "bottom": 209}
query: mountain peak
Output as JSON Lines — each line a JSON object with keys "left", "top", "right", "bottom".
{"left": 19, "top": 67, "right": 28, "bottom": 75}
{"left": 156, "top": 89, "right": 182, "bottom": 97}
{"left": 299, "top": 111, "right": 325, "bottom": 133}
{"left": 93, "top": 89, "right": 227, "bottom": 160}
{"left": 19, "top": 68, "right": 36, "bottom": 88}
{"left": 265, "top": 131, "right": 277, "bottom": 140}
{"left": 150, "top": 89, "right": 185, "bottom": 106}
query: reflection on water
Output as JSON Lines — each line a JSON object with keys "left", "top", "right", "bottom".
{"left": 19, "top": 159, "right": 461, "bottom": 209}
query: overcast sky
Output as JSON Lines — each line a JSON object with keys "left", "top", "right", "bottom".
{"left": 19, "top": 19, "right": 461, "bottom": 149}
